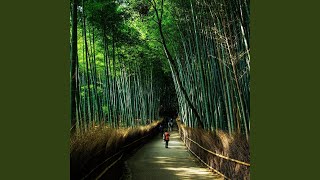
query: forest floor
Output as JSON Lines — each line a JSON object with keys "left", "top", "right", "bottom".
{"left": 121, "top": 128, "right": 224, "bottom": 180}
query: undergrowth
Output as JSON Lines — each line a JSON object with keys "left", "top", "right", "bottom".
{"left": 177, "top": 118, "right": 250, "bottom": 180}
{"left": 70, "top": 121, "right": 161, "bottom": 180}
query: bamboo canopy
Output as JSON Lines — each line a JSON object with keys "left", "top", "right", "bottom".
{"left": 70, "top": 0, "right": 250, "bottom": 139}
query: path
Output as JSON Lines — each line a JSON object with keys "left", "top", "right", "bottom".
{"left": 123, "top": 130, "right": 223, "bottom": 180}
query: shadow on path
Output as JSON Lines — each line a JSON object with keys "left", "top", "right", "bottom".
{"left": 124, "top": 130, "right": 223, "bottom": 180}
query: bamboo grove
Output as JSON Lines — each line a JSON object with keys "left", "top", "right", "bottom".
{"left": 70, "top": 0, "right": 250, "bottom": 139}
{"left": 70, "top": 0, "right": 166, "bottom": 134}
{"left": 145, "top": 0, "right": 250, "bottom": 138}
{"left": 171, "top": 0, "right": 250, "bottom": 138}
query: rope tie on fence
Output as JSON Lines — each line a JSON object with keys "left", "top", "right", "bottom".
{"left": 185, "top": 137, "right": 250, "bottom": 166}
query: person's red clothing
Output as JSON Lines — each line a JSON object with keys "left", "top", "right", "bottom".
{"left": 164, "top": 132, "right": 170, "bottom": 141}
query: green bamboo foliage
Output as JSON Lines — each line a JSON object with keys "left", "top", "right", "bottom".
{"left": 76, "top": 47, "right": 161, "bottom": 133}
{"left": 71, "top": 0, "right": 162, "bottom": 134}
{"left": 169, "top": 0, "right": 250, "bottom": 138}
{"left": 70, "top": 0, "right": 250, "bottom": 139}
{"left": 76, "top": 47, "right": 160, "bottom": 132}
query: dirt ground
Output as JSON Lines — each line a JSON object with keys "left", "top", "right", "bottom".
{"left": 122, "top": 130, "right": 224, "bottom": 180}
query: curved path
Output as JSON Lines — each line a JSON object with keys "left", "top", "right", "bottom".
{"left": 123, "top": 130, "right": 223, "bottom": 180}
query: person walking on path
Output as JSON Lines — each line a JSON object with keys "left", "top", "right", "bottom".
{"left": 159, "top": 124, "right": 163, "bottom": 137}
{"left": 168, "top": 118, "right": 173, "bottom": 131}
{"left": 163, "top": 129, "right": 170, "bottom": 148}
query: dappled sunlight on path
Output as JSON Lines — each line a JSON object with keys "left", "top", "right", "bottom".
{"left": 125, "top": 130, "right": 223, "bottom": 180}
